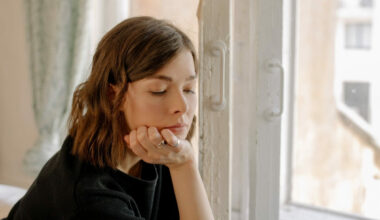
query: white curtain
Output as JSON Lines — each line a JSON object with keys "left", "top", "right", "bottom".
{"left": 23, "top": 0, "right": 91, "bottom": 175}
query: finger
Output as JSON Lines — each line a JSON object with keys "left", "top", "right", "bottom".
{"left": 136, "top": 126, "right": 159, "bottom": 151}
{"left": 161, "top": 129, "right": 182, "bottom": 153}
{"left": 148, "top": 127, "right": 174, "bottom": 157}
{"left": 136, "top": 127, "right": 172, "bottom": 164}
{"left": 129, "top": 130, "right": 147, "bottom": 157}
{"left": 148, "top": 127, "right": 163, "bottom": 146}
{"left": 124, "top": 134, "right": 130, "bottom": 145}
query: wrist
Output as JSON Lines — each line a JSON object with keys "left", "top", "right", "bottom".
{"left": 167, "top": 156, "right": 197, "bottom": 172}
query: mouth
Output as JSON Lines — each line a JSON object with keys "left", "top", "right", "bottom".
{"left": 163, "top": 123, "right": 187, "bottom": 134}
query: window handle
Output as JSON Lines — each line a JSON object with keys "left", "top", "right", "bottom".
{"left": 209, "top": 40, "right": 227, "bottom": 111}
{"left": 265, "top": 59, "right": 284, "bottom": 119}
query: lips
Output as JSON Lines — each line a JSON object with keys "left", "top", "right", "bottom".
{"left": 164, "top": 123, "right": 187, "bottom": 133}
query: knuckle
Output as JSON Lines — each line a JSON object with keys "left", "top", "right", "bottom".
{"left": 149, "top": 129, "right": 161, "bottom": 140}
{"left": 148, "top": 127, "right": 156, "bottom": 135}
{"left": 154, "top": 131, "right": 161, "bottom": 139}
{"left": 137, "top": 132, "right": 145, "bottom": 142}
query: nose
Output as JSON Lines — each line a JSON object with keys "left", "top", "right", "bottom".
{"left": 169, "top": 89, "right": 188, "bottom": 115}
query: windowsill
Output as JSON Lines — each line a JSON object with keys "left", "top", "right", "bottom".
{"left": 280, "top": 203, "right": 378, "bottom": 220}
{"left": 336, "top": 102, "right": 380, "bottom": 149}
{"left": 344, "top": 47, "right": 372, "bottom": 50}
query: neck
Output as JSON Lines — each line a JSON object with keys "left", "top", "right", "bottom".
{"left": 117, "top": 152, "right": 142, "bottom": 178}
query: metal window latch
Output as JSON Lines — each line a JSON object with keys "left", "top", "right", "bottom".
{"left": 264, "top": 59, "right": 284, "bottom": 120}
{"left": 209, "top": 40, "right": 227, "bottom": 111}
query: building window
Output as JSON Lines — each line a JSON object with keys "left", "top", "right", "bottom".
{"left": 345, "top": 23, "right": 372, "bottom": 49}
{"left": 343, "top": 82, "right": 371, "bottom": 122}
{"left": 360, "top": 0, "right": 373, "bottom": 8}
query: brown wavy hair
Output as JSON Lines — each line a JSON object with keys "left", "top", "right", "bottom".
{"left": 68, "top": 16, "right": 197, "bottom": 168}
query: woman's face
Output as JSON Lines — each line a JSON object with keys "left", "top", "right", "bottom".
{"left": 121, "top": 50, "right": 197, "bottom": 139}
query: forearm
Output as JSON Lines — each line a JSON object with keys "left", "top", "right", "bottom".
{"left": 169, "top": 160, "right": 214, "bottom": 220}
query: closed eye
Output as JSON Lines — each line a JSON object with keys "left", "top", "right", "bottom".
{"left": 151, "top": 90, "right": 166, "bottom": 95}
{"left": 150, "top": 89, "right": 195, "bottom": 96}
{"left": 184, "top": 89, "right": 196, "bottom": 94}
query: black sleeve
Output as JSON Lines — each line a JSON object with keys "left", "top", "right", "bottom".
{"left": 155, "top": 165, "right": 179, "bottom": 219}
{"left": 73, "top": 189, "right": 145, "bottom": 220}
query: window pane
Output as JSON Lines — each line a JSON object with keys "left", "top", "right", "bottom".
{"left": 292, "top": 0, "right": 380, "bottom": 219}
{"left": 343, "top": 82, "right": 370, "bottom": 122}
{"left": 345, "top": 23, "right": 372, "bottom": 49}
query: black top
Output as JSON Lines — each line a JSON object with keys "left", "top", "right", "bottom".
{"left": 4, "top": 136, "right": 179, "bottom": 220}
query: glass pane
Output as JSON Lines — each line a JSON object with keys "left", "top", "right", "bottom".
{"left": 292, "top": 0, "right": 380, "bottom": 219}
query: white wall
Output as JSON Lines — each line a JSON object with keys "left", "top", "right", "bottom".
{"left": 0, "top": 0, "right": 37, "bottom": 188}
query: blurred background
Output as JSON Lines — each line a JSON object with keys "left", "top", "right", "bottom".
{"left": 290, "top": 0, "right": 380, "bottom": 219}
{"left": 0, "top": 0, "right": 199, "bottom": 216}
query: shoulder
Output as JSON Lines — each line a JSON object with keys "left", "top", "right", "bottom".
{"left": 74, "top": 167, "right": 144, "bottom": 219}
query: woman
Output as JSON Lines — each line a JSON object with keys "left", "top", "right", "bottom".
{"left": 5, "top": 16, "right": 214, "bottom": 220}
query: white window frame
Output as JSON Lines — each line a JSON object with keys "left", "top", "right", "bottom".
{"left": 198, "top": 0, "right": 232, "bottom": 219}
{"left": 248, "top": 0, "right": 283, "bottom": 219}
{"left": 199, "top": 0, "right": 380, "bottom": 219}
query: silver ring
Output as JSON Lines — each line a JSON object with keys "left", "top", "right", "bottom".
{"left": 157, "top": 140, "right": 167, "bottom": 148}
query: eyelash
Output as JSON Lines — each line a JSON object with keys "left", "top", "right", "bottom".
{"left": 151, "top": 91, "right": 166, "bottom": 95}
{"left": 150, "top": 89, "right": 195, "bottom": 96}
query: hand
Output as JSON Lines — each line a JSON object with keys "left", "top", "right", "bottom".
{"left": 124, "top": 126, "right": 195, "bottom": 169}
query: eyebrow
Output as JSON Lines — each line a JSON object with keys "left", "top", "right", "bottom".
{"left": 148, "top": 75, "right": 197, "bottom": 82}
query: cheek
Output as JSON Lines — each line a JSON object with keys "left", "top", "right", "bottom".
{"left": 187, "top": 95, "right": 197, "bottom": 115}
{"left": 126, "top": 97, "right": 166, "bottom": 127}
{"left": 142, "top": 102, "right": 163, "bottom": 114}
